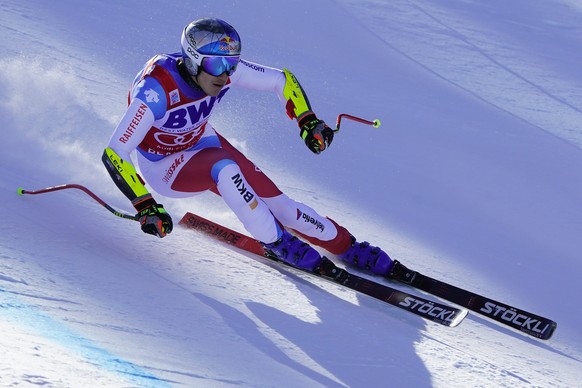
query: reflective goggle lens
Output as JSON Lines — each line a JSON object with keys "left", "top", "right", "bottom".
{"left": 201, "top": 56, "right": 240, "bottom": 76}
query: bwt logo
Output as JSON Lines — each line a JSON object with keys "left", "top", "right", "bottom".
{"left": 161, "top": 88, "right": 229, "bottom": 130}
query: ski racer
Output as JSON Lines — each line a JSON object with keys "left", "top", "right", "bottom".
{"left": 102, "top": 17, "right": 393, "bottom": 275}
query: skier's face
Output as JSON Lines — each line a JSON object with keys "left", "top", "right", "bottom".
{"left": 194, "top": 70, "right": 229, "bottom": 96}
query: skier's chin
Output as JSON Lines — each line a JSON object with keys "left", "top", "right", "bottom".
{"left": 204, "top": 84, "right": 223, "bottom": 96}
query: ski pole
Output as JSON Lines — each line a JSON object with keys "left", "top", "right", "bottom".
{"left": 17, "top": 184, "right": 139, "bottom": 221}
{"left": 334, "top": 113, "right": 381, "bottom": 133}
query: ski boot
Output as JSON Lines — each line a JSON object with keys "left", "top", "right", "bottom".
{"left": 262, "top": 229, "right": 322, "bottom": 271}
{"left": 338, "top": 235, "right": 393, "bottom": 275}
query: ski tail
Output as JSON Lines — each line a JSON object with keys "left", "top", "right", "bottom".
{"left": 179, "top": 212, "right": 265, "bottom": 256}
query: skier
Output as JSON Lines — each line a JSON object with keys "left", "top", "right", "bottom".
{"left": 102, "top": 18, "right": 393, "bottom": 276}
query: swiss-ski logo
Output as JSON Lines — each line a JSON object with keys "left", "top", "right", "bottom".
{"left": 162, "top": 154, "right": 185, "bottom": 184}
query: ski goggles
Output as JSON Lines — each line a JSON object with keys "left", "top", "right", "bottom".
{"left": 200, "top": 55, "right": 240, "bottom": 76}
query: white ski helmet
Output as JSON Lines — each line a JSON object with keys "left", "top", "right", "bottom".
{"left": 181, "top": 18, "right": 241, "bottom": 76}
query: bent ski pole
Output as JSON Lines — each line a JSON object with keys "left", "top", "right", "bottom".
{"left": 334, "top": 113, "right": 381, "bottom": 133}
{"left": 17, "top": 184, "right": 139, "bottom": 221}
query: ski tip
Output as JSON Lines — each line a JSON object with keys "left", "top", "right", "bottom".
{"left": 16, "top": 187, "right": 25, "bottom": 195}
{"left": 531, "top": 319, "right": 557, "bottom": 341}
{"left": 546, "top": 321, "right": 558, "bottom": 340}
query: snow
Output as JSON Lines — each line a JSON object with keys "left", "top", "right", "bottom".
{"left": 1, "top": 0, "right": 581, "bottom": 386}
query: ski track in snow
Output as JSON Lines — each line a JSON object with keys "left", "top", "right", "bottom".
{"left": 336, "top": 0, "right": 582, "bottom": 149}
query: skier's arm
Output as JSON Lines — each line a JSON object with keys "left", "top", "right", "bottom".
{"left": 280, "top": 68, "right": 334, "bottom": 154}
{"left": 102, "top": 145, "right": 172, "bottom": 238}
{"left": 103, "top": 74, "right": 168, "bottom": 204}
{"left": 102, "top": 146, "right": 150, "bottom": 206}
{"left": 230, "top": 60, "right": 334, "bottom": 154}
{"left": 102, "top": 96, "right": 154, "bottom": 207}
{"left": 102, "top": 77, "right": 172, "bottom": 237}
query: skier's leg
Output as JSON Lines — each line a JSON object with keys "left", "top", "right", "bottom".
{"left": 160, "top": 147, "right": 321, "bottom": 270}
{"left": 260, "top": 193, "right": 349, "bottom": 252}
{"left": 264, "top": 194, "right": 393, "bottom": 274}
{"left": 215, "top": 133, "right": 392, "bottom": 274}
{"left": 167, "top": 147, "right": 279, "bottom": 243}
{"left": 213, "top": 133, "right": 283, "bottom": 198}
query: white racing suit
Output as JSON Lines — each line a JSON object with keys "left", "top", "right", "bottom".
{"left": 103, "top": 53, "right": 352, "bottom": 254}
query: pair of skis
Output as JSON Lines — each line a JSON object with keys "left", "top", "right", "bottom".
{"left": 15, "top": 184, "right": 557, "bottom": 339}
{"left": 179, "top": 212, "right": 556, "bottom": 340}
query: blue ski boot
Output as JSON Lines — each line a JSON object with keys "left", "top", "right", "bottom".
{"left": 338, "top": 235, "right": 393, "bottom": 275}
{"left": 262, "top": 229, "right": 322, "bottom": 271}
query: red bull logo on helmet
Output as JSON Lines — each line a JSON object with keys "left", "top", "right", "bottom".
{"left": 218, "top": 35, "right": 240, "bottom": 54}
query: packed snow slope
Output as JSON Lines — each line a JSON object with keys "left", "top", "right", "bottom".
{"left": 1, "top": 0, "right": 582, "bottom": 386}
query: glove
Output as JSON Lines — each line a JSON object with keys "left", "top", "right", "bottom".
{"left": 133, "top": 194, "right": 173, "bottom": 238}
{"left": 298, "top": 113, "right": 334, "bottom": 154}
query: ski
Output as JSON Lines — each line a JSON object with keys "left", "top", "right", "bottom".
{"left": 389, "top": 261, "right": 557, "bottom": 340}
{"left": 179, "top": 212, "right": 467, "bottom": 327}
